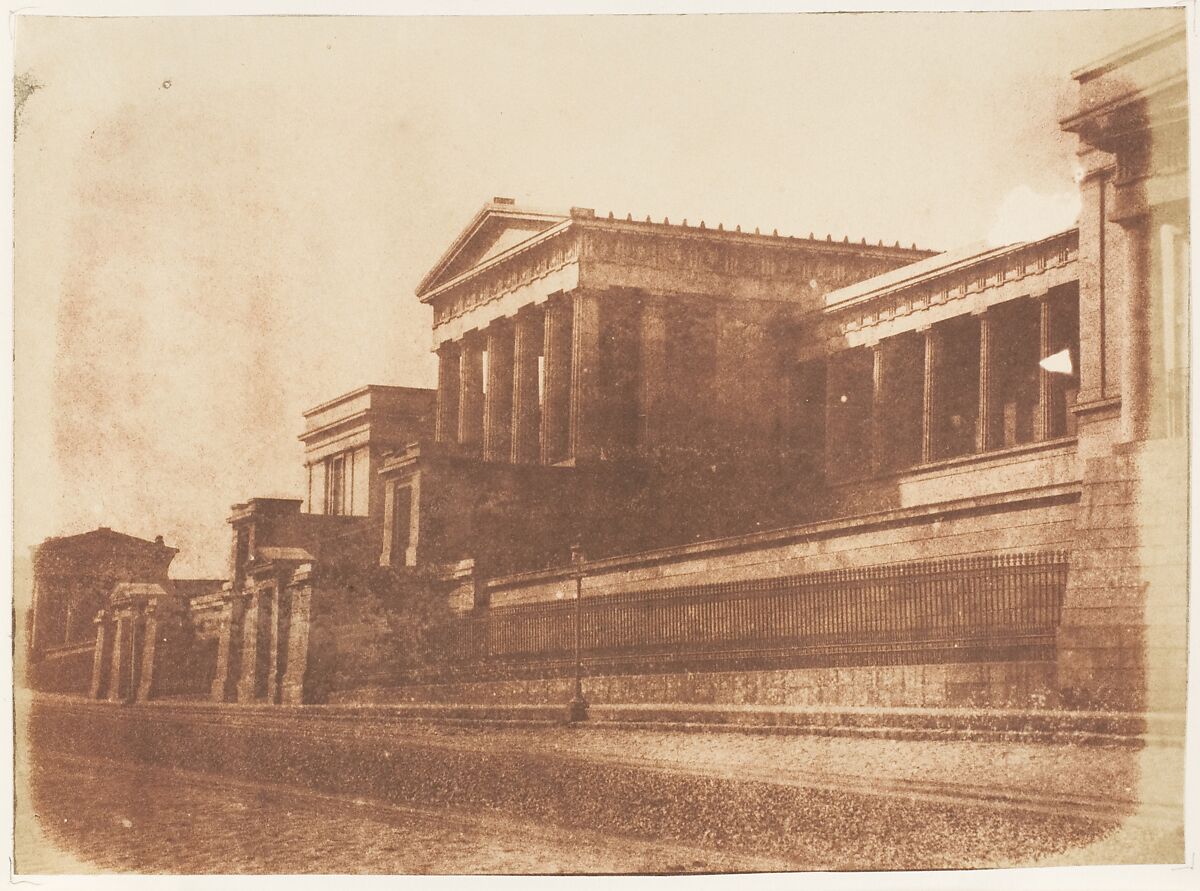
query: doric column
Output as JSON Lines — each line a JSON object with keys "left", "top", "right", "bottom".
{"left": 569, "top": 290, "right": 602, "bottom": 463}
{"left": 541, "top": 296, "right": 573, "bottom": 463}
{"left": 1036, "top": 293, "right": 1054, "bottom": 441}
{"left": 871, "top": 342, "right": 888, "bottom": 474}
{"left": 107, "top": 613, "right": 129, "bottom": 703}
{"left": 638, "top": 296, "right": 669, "bottom": 455}
{"left": 88, "top": 610, "right": 110, "bottom": 700}
{"left": 280, "top": 566, "right": 314, "bottom": 705}
{"left": 510, "top": 308, "right": 542, "bottom": 464}
{"left": 977, "top": 311, "right": 993, "bottom": 452}
{"left": 457, "top": 334, "right": 485, "bottom": 449}
{"left": 921, "top": 326, "right": 938, "bottom": 464}
{"left": 483, "top": 320, "right": 515, "bottom": 462}
{"left": 210, "top": 586, "right": 245, "bottom": 702}
{"left": 434, "top": 341, "right": 461, "bottom": 444}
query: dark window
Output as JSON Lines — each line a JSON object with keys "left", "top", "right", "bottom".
{"left": 989, "top": 300, "right": 1041, "bottom": 448}
{"left": 878, "top": 332, "right": 925, "bottom": 471}
{"left": 931, "top": 315, "right": 981, "bottom": 461}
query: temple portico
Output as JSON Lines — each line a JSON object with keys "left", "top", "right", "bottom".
{"left": 419, "top": 201, "right": 933, "bottom": 467}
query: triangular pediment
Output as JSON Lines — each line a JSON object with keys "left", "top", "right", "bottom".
{"left": 417, "top": 200, "right": 568, "bottom": 300}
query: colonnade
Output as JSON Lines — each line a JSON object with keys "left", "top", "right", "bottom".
{"left": 830, "top": 286, "right": 1079, "bottom": 481}
{"left": 210, "top": 565, "right": 312, "bottom": 705}
{"left": 89, "top": 595, "right": 178, "bottom": 703}
{"left": 434, "top": 289, "right": 673, "bottom": 464}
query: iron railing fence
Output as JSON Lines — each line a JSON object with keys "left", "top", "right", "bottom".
{"left": 434, "top": 551, "right": 1068, "bottom": 676}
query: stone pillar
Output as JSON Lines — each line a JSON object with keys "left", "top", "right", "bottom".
{"left": 265, "top": 586, "right": 285, "bottom": 705}
{"left": 210, "top": 587, "right": 245, "bottom": 702}
{"left": 1036, "top": 293, "right": 1054, "bottom": 441}
{"left": 483, "top": 320, "right": 515, "bottom": 462}
{"left": 235, "top": 589, "right": 262, "bottom": 702}
{"left": 638, "top": 296, "right": 669, "bottom": 455}
{"left": 457, "top": 334, "right": 485, "bottom": 449}
{"left": 541, "top": 296, "right": 572, "bottom": 464}
{"left": 511, "top": 308, "right": 542, "bottom": 464}
{"left": 107, "top": 613, "right": 130, "bottom": 703}
{"left": 1075, "top": 171, "right": 1109, "bottom": 405}
{"left": 871, "top": 342, "right": 888, "bottom": 474}
{"left": 977, "top": 311, "right": 993, "bottom": 452}
{"left": 921, "top": 326, "right": 938, "bottom": 464}
{"left": 88, "top": 610, "right": 110, "bottom": 700}
{"left": 569, "top": 290, "right": 601, "bottom": 463}
{"left": 1121, "top": 218, "right": 1153, "bottom": 443}
{"left": 136, "top": 602, "right": 166, "bottom": 702}
{"left": 434, "top": 341, "right": 461, "bottom": 444}
{"left": 280, "top": 565, "right": 314, "bottom": 705}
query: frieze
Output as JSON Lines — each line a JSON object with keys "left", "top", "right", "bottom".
{"left": 581, "top": 228, "right": 907, "bottom": 289}
{"left": 832, "top": 230, "right": 1079, "bottom": 337}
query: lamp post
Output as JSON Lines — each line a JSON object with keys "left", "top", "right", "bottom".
{"left": 566, "top": 543, "right": 589, "bottom": 723}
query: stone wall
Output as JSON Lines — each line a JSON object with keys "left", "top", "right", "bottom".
{"left": 486, "top": 487, "right": 1079, "bottom": 609}
{"left": 28, "top": 644, "right": 94, "bottom": 695}
{"left": 332, "top": 660, "right": 1058, "bottom": 710}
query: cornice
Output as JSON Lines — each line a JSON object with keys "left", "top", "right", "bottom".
{"left": 1069, "top": 23, "right": 1186, "bottom": 83}
{"left": 419, "top": 220, "right": 574, "bottom": 304}
{"left": 826, "top": 229, "right": 1079, "bottom": 340}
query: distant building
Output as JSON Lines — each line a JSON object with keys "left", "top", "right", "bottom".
{"left": 300, "top": 385, "right": 434, "bottom": 520}
{"left": 27, "top": 528, "right": 221, "bottom": 696}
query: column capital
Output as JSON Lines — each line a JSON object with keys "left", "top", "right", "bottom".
{"left": 222, "top": 586, "right": 250, "bottom": 605}
{"left": 464, "top": 326, "right": 489, "bottom": 344}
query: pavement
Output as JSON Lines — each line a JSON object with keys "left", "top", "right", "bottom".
{"left": 18, "top": 752, "right": 791, "bottom": 874}
{"left": 15, "top": 696, "right": 1188, "bottom": 873}
{"left": 107, "top": 698, "right": 1185, "bottom": 822}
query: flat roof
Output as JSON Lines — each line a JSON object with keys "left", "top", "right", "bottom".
{"left": 302, "top": 384, "right": 434, "bottom": 419}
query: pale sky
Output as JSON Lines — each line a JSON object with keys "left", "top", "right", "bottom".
{"left": 13, "top": 8, "right": 1186, "bottom": 576}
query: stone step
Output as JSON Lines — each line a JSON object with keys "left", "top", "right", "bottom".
{"left": 101, "top": 694, "right": 1183, "bottom": 748}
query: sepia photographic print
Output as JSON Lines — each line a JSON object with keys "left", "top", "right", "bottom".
{"left": 9, "top": 2, "right": 1197, "bottom": 882}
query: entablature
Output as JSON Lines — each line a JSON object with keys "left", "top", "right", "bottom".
{"left": 825, "top": 229, "right": 1079, "bottom": 348}
{"left": 429, "top": 217, "right": 935, "bottom": 346}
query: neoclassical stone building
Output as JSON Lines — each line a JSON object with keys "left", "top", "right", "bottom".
{"left": 46, "top": 24, "right": 1186, "bottom": 718}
